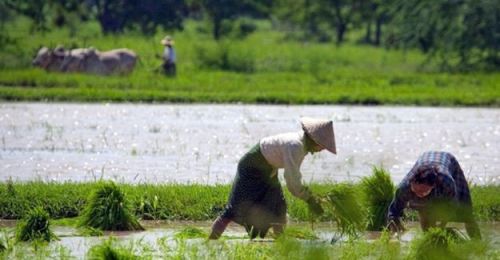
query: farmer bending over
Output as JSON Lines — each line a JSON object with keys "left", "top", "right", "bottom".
{"left": 387, "top": 151, "right": 481, "bottom": 239}
{"left": 209, "top": 117, "right": 336, "bottom": 239}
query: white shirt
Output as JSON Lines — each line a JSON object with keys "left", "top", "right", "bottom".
{"left": 259, "top": 131, "right": 311, "bottom": 200}
{"left": 163, "top": 47, "right": 176, "bottom": 63}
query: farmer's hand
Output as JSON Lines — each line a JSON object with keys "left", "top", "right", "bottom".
{"left": 387, "top": 218, "right": 405, "bottom": 233}
{"left": 306, "top": 196, "right": 324, "bottom": 216}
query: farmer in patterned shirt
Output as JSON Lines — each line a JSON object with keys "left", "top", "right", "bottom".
{"left": 209, "top": 117, "right": 336, "bottom": 239}
{"left": 387, "top": 151, "right": 481, "bottom": 239}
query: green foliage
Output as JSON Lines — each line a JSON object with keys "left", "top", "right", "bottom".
{"left": 323, "top": 184, "right": 366, "bottom": 238}
{"left": 200, "top": 0, "right": 270, "bottom": 39}
{"left": 390, "top": 0, "right": 500, "bottom": 70}
{"left": 80, "top": 182, "right": 144, "bottom": 231}
{"left": 360, "top": 166, "right": 395, "bottom": 231}
{"left": 0, "top": 19, "right": 498, "bottom": 105}
{"left": 93, "top": 0, "right": 186, "bottom": 35}
{"left": 87, "top": 237, "right": 137, "bottom": 260}
{"left": 16, "top": 207, "right": 57, "bottom": 242}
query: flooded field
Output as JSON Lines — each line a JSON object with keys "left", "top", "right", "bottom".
{"left": 1, "top": 220, "right": 499, "bottom": 259}
{"left": 0, "top": 103, "right": 499, "bottom": 184}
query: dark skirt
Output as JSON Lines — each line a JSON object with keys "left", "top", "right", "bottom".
{"left": 221, "top": 144, "right": 287, "bottom": 238}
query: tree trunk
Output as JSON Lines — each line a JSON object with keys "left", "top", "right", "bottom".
{"left": 213, "top": 17, "right": 221, "bottom": 40}
{"left": 365, "top": 21, "right": 372, "bottom": 44}
{"left": 374, "top": 17, "right": 383, "bottom": 46}
{"left": 336, "top": 23, "right": 346, "bottom": 44}
{"left": 96, "top": 0, "right": 125, "bottom": 34}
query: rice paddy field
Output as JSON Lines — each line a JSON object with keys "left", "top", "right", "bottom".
{"left": 0, "top": 102, "right": 499, "bottom": 259}
{"left": 1, "top": 16, "right": 499, "bottom": 260}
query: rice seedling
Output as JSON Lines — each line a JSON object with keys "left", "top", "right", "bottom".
{"left": 87, "top": 237, "right": 138, "bottom": 260}
{"left": 273, "top": 236, "right": 330, "bottom": 260}
{"left": 280, "top": 226, "right": 318, "bottom": 240}
{"left": 80, "top": 182, "right": 144, "bottom": 231}
{"left": 174, "top": 226, "right": 207, "bottom": 239}
{"left": 322, "top": 184, "right": 366, "bottom": 238}
{"left": 360, "top": 166, "right": 395, "bottom": 231}
{"left": 16, "top": 207, "right": 57, "bottom": 242}
{"left": 0, "top": 182, "right": 498, "bottom": 223}
{"left": 408, "top": 227, "right": 465, "bottom": 260}
{"left": 79, "top": 227, "right": 104, "bottom": 237}
{"left": 0, "top": 230, "right": 8, "bottom": 253}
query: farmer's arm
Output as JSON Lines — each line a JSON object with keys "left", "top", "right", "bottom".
{"left": 283, "top": 146, "right": 311, "bottom": 201}
{"left": 387, "top": 181, "right": 412, "bottom": 223}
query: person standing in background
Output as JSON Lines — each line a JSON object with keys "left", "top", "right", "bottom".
{"left": 161, "top": 35, "right": 176, "bottom": 76}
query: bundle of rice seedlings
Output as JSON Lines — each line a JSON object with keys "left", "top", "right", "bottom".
{"left": 323, "top": 184, "right": 366, "bottom": 238}
{"left": 16, "top": 207, "right": 57, "bottom": 242}
{"left": 409, "top": 227, "right": 464, "bottom": 260}
{"left": 360, "top": 166, "right": 395, "bottom": 231}
{"left": 80, "top": 182, "right": 144, "bottom": 231}
{"left": 87, "top": 237, "right": 136, "bottom": 260}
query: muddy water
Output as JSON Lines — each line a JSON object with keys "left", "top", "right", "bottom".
{"left": 0, "top": 103, "right": 499, "bottom": 184}
{"left": 1, "top": 220, "right": 498, "bottom": 258}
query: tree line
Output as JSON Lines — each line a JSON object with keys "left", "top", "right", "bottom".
{"left": 1, "top": 0, "right": 499, "bottom": 70}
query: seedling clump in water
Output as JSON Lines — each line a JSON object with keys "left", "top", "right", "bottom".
{"left": 16, "top": 207, "right": 57, "bottom": 242}
{"left": 80, "top": 182, "right": 144, "bottom": 231}
{"left": 323, "top": 183, "right": 366, "bottom": 238}
{"left": 360, "top": 166, "right": 395, "bottom": 231}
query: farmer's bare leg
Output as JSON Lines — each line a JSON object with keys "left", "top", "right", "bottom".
{"left": 418, "top": 210, "right": 436, "bottom": 231}
{"left": 464, "top": 220, "right": 481, "bottom": 239}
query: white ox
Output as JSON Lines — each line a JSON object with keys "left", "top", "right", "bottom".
{"left": 33, "top": 46, "right": 137, "bottom": 75}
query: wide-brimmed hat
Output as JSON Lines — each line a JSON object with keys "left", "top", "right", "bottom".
{"left": 300, "top": 117, "right": 336, "bottom": 154}
{"left": 161, "top": 36, "right": 174, "bottom": 46}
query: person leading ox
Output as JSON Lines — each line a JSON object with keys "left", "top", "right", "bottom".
{"left": 209, "top": 117, "right": 336, "bottom": 239}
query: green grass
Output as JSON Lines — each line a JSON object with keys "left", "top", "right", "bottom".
{"left": 0, "top": 181, "right": 498, "bottom": 223}
{"left": 0, "top": 18, "right": 498, "bottom": 106}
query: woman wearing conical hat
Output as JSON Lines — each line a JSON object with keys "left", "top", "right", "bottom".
{"left": 209, "top": 117, "right": 336, "bottom": 239}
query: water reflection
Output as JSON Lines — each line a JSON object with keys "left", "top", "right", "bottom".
{"left": 0, "top": 103, "right": 499, "bottom": 185}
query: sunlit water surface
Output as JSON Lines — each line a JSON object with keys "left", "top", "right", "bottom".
{"left": 1, "top": 103, "right": 499, "bottom": 184}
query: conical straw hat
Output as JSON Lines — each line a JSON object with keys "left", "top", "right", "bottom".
{"left": 161, "top": 35, "right": 174, "bottom": 46}
{"left": 300, "top": 117, "right": 336, "bottom": 154}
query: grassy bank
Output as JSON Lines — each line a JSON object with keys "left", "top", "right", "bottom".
{"left": 0, "top": 182, "right": 498, "bottom": 222}
{"left": 1, "top": 19, "right": 499, "bottom": 105}
{"left": 1, "top": 69, "right": 498, "bottom": 105}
